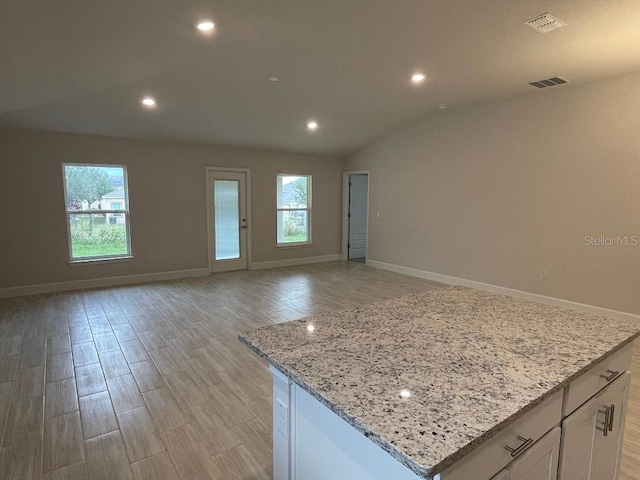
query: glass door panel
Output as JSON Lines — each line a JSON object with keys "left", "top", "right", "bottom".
{"left": 207, "top": 169, "right": 248, "bottom": 273}
{"left": 214, "top": 180, "right": 240, "bottom": 260}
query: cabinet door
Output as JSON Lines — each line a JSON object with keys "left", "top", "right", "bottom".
{"left": 491, "top": 469, "right": 510, "bottom": 480}
{"left": 590, "top": 372, "right": 629, "bottom": 480}
{"left": 559, "top": 373, "right": 630, "bottom": 480}
{"left": 506, "top": 427, "right": 561, "bottom": 480}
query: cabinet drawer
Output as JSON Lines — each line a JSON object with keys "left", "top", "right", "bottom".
{"left": 439, "top": 389, "right": 563, "bottom": 480}
{"left": 563, "top": 343, "right": 632, "bottom": 416}
{"left": 490, "top": 427, "right": 561, "bottom": 480}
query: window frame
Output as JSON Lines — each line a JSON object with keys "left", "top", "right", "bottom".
{"left": 276, "top": 174, "right": 312, "bottom": 247}
{"left": 62, "top": 163, "right": 132, "bottom": 263}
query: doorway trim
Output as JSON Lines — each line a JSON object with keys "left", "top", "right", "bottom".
{"left": 205, "top": 167, "right": 253, "bottom": 274}
{"left": 342, "top": 170, "right": 370, "bottom": 262}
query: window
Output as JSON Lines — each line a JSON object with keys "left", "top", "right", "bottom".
{"left": 111, "top": 202, "right": 123, "bottom": 218}
{"left": 277, "top": 175, "right": 311, "bottom": 245}
{"left": 63, "top": 164, "right": 131, "bottom": 261}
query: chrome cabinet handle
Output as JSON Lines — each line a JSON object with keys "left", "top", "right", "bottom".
{"left": 504, "top": 435, "right": 534, "bottom": 457}
{"left": 597, "top": 404, "right": 615, "bottom": 436}
{"left": 599, "top": 370, "right": 620, "bottom": 382}
{"left": 597, "top": 407, "right": 609, "bottom": 436}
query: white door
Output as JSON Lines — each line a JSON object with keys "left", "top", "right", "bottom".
{"left": 348, "top": 174, "right": 368, "bottom": 259}
{"left": 558, "top": 373, "right": 630, "bottom": 480}
{"left": 207, "top": 170, "right": 248, "bottom": 272}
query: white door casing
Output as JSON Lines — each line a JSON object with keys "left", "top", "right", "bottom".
{"left": 342, "top": 171, "right": 370, "bottom": 261}
{"left": 206, "top": 168, "right": 251, "bottom": 273}
{"left": 348, "top": 174, "right": 368, "bottom": 259}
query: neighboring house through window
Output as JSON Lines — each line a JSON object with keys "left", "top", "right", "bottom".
{"left": 277, "top": 174, "right": 311, "bottom": 245}
{"left": 62, "top": 164, "right": 131, "bottom": 261}
{"left": 106, "top": 197, "right": 124, "bottom": 219}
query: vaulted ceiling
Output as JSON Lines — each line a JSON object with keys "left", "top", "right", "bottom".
{"left": 1, "top": 1, "right": 639, "bottom": 156}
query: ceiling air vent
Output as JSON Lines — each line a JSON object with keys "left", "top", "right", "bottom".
{"left": 524, "top": 13, "right": 566, "bottom": 33}
{"left": 528, "top": 77, "right": 569, "bottom": 89}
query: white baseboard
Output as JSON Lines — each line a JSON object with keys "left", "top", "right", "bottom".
{"left": 367, "top": 260, "right": 640, "bottom": 323}
{"left": 0, "top": 255, "right": 341, "bottom": 298}
{"left": 250, "top": 254, "right": 341, "bottom": 270}
{"left": 0, "top": 268, "right": 210, "bottom": 299}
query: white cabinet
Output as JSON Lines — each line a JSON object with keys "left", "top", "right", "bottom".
{"left": 492, "top": 470, "right": 511, "bottom": 480}
{"left": 491, "top": 427, "right": 560, "bottom": 480}
{"left": 558, "top": 373, "right": 630, "bottom": 480}
{"left": 440, "top": 391, "right": 563, "bottom": 480}
{"left": 563, "top": 344, "right": 632, "bottom": 416}
{"left": 270, "top": 347, "right": 634, "bottom": 480}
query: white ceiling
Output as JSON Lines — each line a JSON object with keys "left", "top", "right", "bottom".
{"left": 1, "top": 0, "right": 640, "bottom": 156}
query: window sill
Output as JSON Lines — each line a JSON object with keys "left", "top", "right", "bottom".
{"left": 276, "top": 243, "right": 314, "bottom": 249}
{"left": 68, "top": 256, "right": 134, "bottom": 266}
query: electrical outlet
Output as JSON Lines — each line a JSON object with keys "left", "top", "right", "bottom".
{"left": 276, "top": 399, "right": 288, "bottom": 438}
{"left": 376, "top": 211, "right": 381, "bottom": 218}
{"left": 540, "top": 269, "right": 547, "bottom": 279}
{"left": 257, "top": 209, "right": 264, "bottom": 217}
{"left": 147, "top": 252, "right": 155, "bottom": 260}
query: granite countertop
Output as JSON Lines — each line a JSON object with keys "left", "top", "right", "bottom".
{"left": 239, "top": 286, "right": 640, "bottom": 479}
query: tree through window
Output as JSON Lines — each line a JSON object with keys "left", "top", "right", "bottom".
{"left": 277, "top": 175, "right": 311, "bottom": 245}
{"left": 63, "top": 164, "right": 131, "bottom": 261}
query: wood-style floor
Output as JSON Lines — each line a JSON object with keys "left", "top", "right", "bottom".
{"left": 0, "top": 261, "right": 638, "bottom": 479}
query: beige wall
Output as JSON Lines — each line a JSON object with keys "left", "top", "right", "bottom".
{"left": 346, "top": 72, "right": 640, "bottom": 314}
{"left": 0, "top": 129, "right": 343, "bottom": 289}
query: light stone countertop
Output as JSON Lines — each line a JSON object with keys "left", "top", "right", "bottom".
{"left": 239, "top": 286, "right": 640, "bottom": 479}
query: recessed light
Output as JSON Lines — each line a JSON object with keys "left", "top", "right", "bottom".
{"left": 269, "top": 77, "right": 280, "bottom": 82}
{"left": 307, "top": 324, "right": 315, "bottom": 332}
{"left": 438, "top": 104, "right": 447, "bottom": 110}
{"left": 141, "top": 96, "right": 156, "bottom": 108}
{"left": 196, "top": 20, "right": 215, "bottom": 32}
{"left": 400, "top": 389, "right": 412, "bottom": 398}
{"left": 307, "top": 121, "right": 318, "bottom": 131}
{"left": 411, "top": 73, "right": 426, "bottom": 84}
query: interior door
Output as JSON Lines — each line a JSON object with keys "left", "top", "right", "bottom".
{"left": 348, "top": 174, "right": 368, "bottom": 260}
{"left": 208, "top": 170, "right": 248, "bottom": 272}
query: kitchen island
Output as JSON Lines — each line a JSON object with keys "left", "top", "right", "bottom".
{"left": 239, "top": 287, "right": 640, "bottom": 480}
